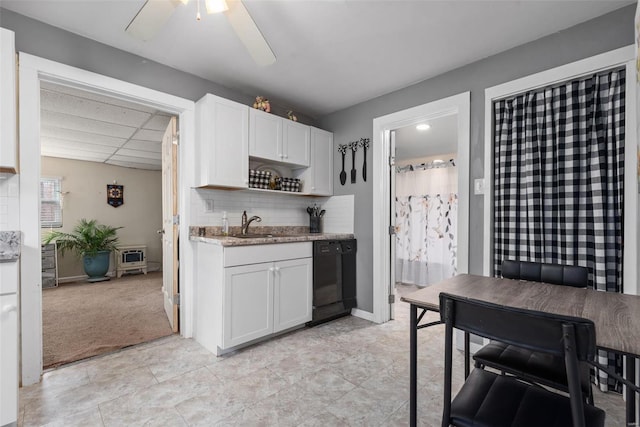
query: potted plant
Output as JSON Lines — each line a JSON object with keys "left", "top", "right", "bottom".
{"left": 44, "top": 219, "right": 122, "bottom": 282}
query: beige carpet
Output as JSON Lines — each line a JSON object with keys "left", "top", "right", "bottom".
{"left": 43, "top": 272, "right": 173, "bottom": 369}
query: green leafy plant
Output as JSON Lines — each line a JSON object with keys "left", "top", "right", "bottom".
{"left": 43, "top": 219, "right": 122, "bottom": 258}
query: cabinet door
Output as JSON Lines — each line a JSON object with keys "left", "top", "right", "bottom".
{"left": 283, "top": 120, "right": 310, "bottom": 167}
{"left": 273, "top": 258, "right": 312, "bottom": 333}
{"left": 0, "top": 28, "right": 17, "bottom": 173}
{"left": 249, "top": 108, "right": 282, "bottom": 162}
{"left": 196, "top": 94, "right": 248, "bottom": 188}
{"left": 0, "top": 293, "right": 18, "bottom": 426}
{"left": 223, "top": 263, "right": 274, "bottom": 348}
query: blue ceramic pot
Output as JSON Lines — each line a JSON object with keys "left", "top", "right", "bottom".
{"left": 83, "top": 251, "right": 111, "bottom": 280}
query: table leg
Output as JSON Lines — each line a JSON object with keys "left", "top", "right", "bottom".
{"left": 410, "top": 304, "right": 417, "bottom": 427}
{"left": 626, "top": 355, "right": 637, "bottom": 426}
{"left": 464, "top": 331, "right": 470, "bottom": 379}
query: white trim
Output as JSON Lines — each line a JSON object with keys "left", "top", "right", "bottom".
{"left": 372, "top": 92, "right": 471, "bottom": 324}
{"left": 350, "top": 308, "right": 376, "bottom": 322}
{"left": 482, "top": 45, "right": 637, "bottom": 298}
{"left": 18, "top": 53, "right": 196, "bottom": 385}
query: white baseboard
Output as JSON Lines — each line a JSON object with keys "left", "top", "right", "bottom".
{"left": 57, "top": 270, "right": 116, "bottom": 284}
{"left": 351, "top": 308, "right": 375, "bottom": 322}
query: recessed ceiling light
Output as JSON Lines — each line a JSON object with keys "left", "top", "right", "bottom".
{"left": 416, "top": 124, "right": 430, "bottom": 131}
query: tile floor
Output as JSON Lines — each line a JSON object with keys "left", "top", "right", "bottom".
{"left": 19, "top": 284, "right": 626, "bottom": 426}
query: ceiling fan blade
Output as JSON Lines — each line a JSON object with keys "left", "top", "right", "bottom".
{"left": 126, "top": 0, "right": 181, "bottom": 41}
{"left": 225, "top": 0, "right": 276, "bottom": 66}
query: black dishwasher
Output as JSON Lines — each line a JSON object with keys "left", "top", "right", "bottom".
{"left": 308, "top": 239, "right": 357, "bottom": 326}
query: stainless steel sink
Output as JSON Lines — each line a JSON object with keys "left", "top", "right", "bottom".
{"left": 231, "top": 233, "right": 274, "bottom": 239}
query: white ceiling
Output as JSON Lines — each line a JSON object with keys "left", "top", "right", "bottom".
{"left": 1, "top": 0, "right": 632, "bottom": 118}
{"left": 40, "top": 82, "right": 171, "bottom": 170}
{"left": 395, "top": 114, "right": 458, "bottom": 162}
{"left": 5, "top": 1, "right": 631, "bottom": 170}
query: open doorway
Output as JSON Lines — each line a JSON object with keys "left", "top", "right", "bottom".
{"left": 18, "top": 53, "right": 194, "bottom": 386}
{"left": 372, "top": 92, "right": 470, "bottom": 324}
{"left": 38, "top": 82, "right": 179, "bottom": 369}
{"left": 391, "top": 114, "right": 459, "bottom": 317}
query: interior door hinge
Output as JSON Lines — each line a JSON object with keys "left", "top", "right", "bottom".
{"left": 389, "top": 225, "right": 396, "bottom": 235}
{"left": 173, "top": 214, "right": 180, "bottom": 225}
{"left": 388, "top": 294, "right": 395, "bottom": 304}
{"left": 389, "top": 155, "right": 395, "bottom": 167}
{"left": 172, "top": 131, "right": 179, "bottom": 145}
{"left": 173, "top": 293, "right": 180, "bottom": 305}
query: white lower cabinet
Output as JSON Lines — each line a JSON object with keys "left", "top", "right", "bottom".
{"left": 223, "top": 262, "right": 274, "bottom": 348}
{"left": 223, "top": 257, "right": 312, "bottom": 348}
{"left": 273, "top": 258, "right": 313, "bottom": 332}
{"left": 195, "top": 242, "right": 312, "bottom": 355}
{"left": 0, "top": 293, "right": 18, "bottom": 427}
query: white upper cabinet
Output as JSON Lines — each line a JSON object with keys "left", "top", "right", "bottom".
{"left": 282, "top": 119, "right": 310, "bottom": 167}
{"left": 249, "top": 108, "right": 281, "bottom": 162}
{"left": 0, "top": 28, "right": 17, "bottom": 174}
{"left": 249, "top": 108, "right": 310, "bottom": 167}
{"left": 298, "top": 127, "right": 333, "bottom": 196}
{"left": 196, "top": 94, "right": 249, "bottom": 189}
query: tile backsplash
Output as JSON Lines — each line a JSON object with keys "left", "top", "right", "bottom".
{"left": 191, "top": 189, "right": 354, "bottom": 234}
{"left": 0, "top": 174, "right": 19, "bottom": 230}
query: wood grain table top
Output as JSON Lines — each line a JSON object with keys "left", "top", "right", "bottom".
{"left": 401, "top": 274, "right": 640, "bottom": 356}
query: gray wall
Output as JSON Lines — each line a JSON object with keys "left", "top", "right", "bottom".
{"left": 319, "top": 5, "right": 635, "bottom": 312}
{"left": 0, "top": 8, "right": 317, "bottom": 124}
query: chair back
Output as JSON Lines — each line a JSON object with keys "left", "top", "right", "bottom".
{"left": 502, "top": 260, "right": 588, "bottom": 288}
{"left": 439, "top": 292, "right": 597, "bottom": 427}
{"left": 439, "top": 292, "right": 596, "bottom": 360}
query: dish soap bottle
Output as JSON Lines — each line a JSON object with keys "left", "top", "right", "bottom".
{"left": 221, "top": 211, "right": 229, "bottom": 236}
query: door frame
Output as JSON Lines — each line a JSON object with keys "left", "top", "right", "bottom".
{"left": 19, "top": 53, "right": 195, "bottom": 385}
{"left": 482, "top": 45, "right": 637, "bottom": 297}
{"left": 372, "top": 92, "right": 471, "bottom": 324}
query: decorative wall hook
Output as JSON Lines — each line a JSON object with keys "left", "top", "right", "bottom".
{"left": 359, "top": 138, "right": 370, "bottom": 181}
{"left": 338, "top": 144, "right": 348, "bottom": 185}
{"left": 348, "top": 141, "right": 358, "bottom": 184}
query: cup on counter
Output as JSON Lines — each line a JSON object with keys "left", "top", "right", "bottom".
{"left": 310, "top": 216, "right": 321, "bottom": 233}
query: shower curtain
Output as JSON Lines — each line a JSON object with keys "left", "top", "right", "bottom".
{"left": 395, "top": 165, "right": 458, "bottom": 287}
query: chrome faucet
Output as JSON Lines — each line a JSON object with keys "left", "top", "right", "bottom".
{"left": 241, "top": 210, "right": 262, "bottom": 235}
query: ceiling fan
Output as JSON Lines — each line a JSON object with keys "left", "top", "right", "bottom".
{"left": 125, "top": 0, "right": 276, "bottom": 66}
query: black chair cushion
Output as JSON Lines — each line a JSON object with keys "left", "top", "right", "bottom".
{"left": 451, "top": 369, "right": 605, "bottom": 427}
{"left": 501, "top": 260, "right": 589, "bottom": 288}
{"left": 473, "top": 341, "right": 592, "bottom": 395}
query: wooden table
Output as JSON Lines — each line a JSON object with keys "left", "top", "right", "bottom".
{"left": 401, "top": 274, "right": 640, "bottom": 427}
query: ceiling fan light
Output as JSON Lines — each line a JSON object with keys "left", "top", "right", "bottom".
{"left": 205, "top": 0, "right": 228, "bottom": 14}
{"left": 178, "top": 0, "right": 189, "bottom": 4}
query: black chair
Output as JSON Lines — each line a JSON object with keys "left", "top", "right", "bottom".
{"left": 473, "top": 260, "right": 593, "bottom": 404}
{"left": 440, "top": 293, "right": 605, "bottom": 427}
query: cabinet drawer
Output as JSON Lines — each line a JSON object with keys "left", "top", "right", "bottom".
{"left": 41, "top": 255, "right": 55, "bottom": 270}
{"left": 42, "top": 276, "right": 57, "bottom": 289}
{"left": 224, "top": 242, "right": 312, "bottom": 267}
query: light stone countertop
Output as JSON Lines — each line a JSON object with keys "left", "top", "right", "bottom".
{"left": 189, "top": 226, "right": 353, "bottom": 247}
{"left": 0, "top": 231, "right": 21, "bottom": 262}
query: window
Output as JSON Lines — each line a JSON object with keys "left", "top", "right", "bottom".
{"left": 40, "top": 177, "right": 62, "bottom": 228}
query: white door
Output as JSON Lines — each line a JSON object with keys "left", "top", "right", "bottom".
{"left": 273, "top": 258, "right": 312, "bottom": 332}
{"left": 283, "top": 120, "right": 310, "bottom": 166}
{"left": 161, "top": 117, "right": 179, "bottom": 332}
{"left": 249, "top": 108, "right": 281, "bottom": 161}
{"left": 223, "top": 263, "right": 274, "bottom": 348}
{"left": 389, "top": 130, "right": 397, "bottom": 320}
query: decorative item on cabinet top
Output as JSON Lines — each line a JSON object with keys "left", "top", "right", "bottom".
{"left": 252, "top": 96, "right": 271, "bottom": 113}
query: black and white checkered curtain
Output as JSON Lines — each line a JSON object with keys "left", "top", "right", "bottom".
{"left": 493, "top": 66, "right": 625, "bottom": 391}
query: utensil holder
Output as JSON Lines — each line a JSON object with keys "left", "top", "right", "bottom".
{"left": 310, "top": 216, "right": 321, "bottom": 233}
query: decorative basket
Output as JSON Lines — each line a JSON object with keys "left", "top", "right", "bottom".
{"left": 249, "top": 169, "right": 272, "bottom": 189}
{"left": 276, "top": 177, "right": 301, "bottom": 192}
